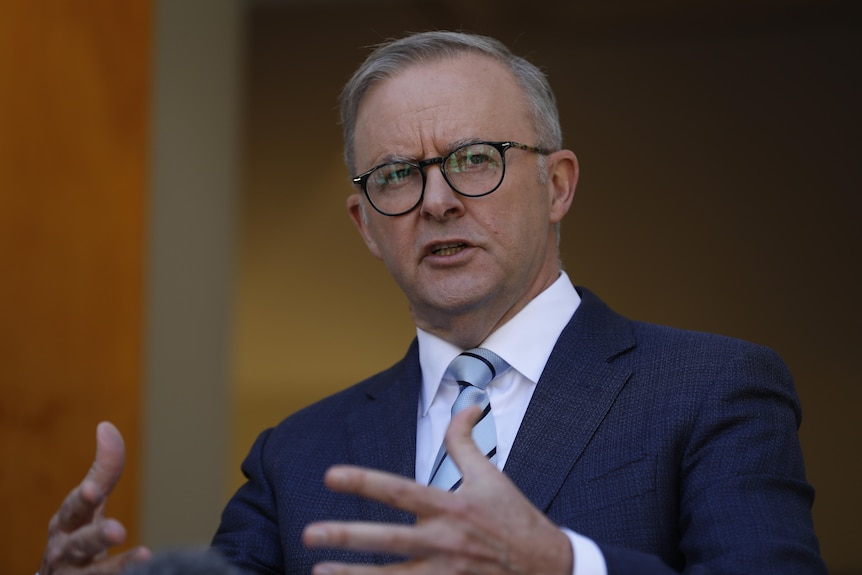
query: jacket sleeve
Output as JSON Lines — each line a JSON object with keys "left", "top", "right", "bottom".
{"left": 602, "top": 344, "right": 825, "bottom": 575}
{"left": 212, "top": 428, "right": 284, "bottom": 575}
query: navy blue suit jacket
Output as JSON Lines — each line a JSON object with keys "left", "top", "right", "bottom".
{"left": 212, "top": 288, "right": 825, "bottom": 574}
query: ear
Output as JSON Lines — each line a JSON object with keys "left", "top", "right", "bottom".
{"left": 546, "top": 150, "right": 579, "bottom": 224}
{"left": 347, "top": 193, "right": 383, "bottom": 260}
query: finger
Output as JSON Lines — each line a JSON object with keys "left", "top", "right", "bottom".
{"left": 42, "top": 518, "right": 126, "bottom": 569}
{"left": 51, "top": 484, "right": 100, "bottom": 534}
{"left": 312, "top": 561, "right": 418, "bottom": 575}
{"left": 82, "top": 546, "right": 153, "bottom": 575}
{"left": 322, "top": 466, "right": 448, "bottom": 516}
{"left": 88, "top": 422, "right": 126, "bottom": 496}
{"left": 303, "top": 521, "right": 437, "bottom": 557}
{"left": 42, "top": 541, "right": 151, "bottom": 575}
{"left": 442, "top": 407, "right": 497, "bottom": 481}
{"left": 53, "top": 423, "right": 126, "bottom": 532}
{"left": 59, "top": 519, "right": 127, "bottom": 565}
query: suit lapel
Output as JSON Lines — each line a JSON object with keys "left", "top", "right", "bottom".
{"left": 336, "top": 289, "right": 634, "bottom": 521}
{"left": 344, "top": 340, "right": 421, "bottom": 525}
{"left": 504, "top": 288, "right": 636, "bottom": 512}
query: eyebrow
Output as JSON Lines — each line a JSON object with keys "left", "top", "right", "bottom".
{"left": 375, "top": 152, "right": 415, "bottom": 166}
{"left": 447, "top": 137, "right": 482, "bottom": 151}
{"left": 374, "top": 137, "right": 485, "bottom": 166}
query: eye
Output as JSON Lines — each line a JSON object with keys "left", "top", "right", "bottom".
{"left": 373, "top": 163, "right": 415, "bottom": 188}
{"left": 466, "top": 153, "right": 490, "bottom": 166}
{"left": 447, "top": 144, "right": 501, "bottom": 173}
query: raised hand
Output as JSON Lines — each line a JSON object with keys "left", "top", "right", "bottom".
{"left": 302, "top": 407, "right": 573, "bottom": 575}
{"left": 40, "top": 422, "right": 151, "bottom": 575}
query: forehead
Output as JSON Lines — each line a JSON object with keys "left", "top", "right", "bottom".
{"left": 353, "top": 53, "right": 534, "bottom": 164}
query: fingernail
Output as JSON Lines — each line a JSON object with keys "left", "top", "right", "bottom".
{"left": 304, "top": 525, "right": 329, "bottom": 546}
{"left": 102, "top": 519, "right": 127, "bottom": 544}
{"left": 134, "top": 547, "right": 153, "bottom": 562}
{"left": 325, "top": 468, "right": 348, "bottom": 488}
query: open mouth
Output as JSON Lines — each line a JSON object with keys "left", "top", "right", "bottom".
{"left": 431, "top": 243, "right": 468, "bottom": 256}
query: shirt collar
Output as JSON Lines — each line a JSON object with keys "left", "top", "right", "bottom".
{"left": 417, "top": 271, "right": 581, "bottom": 416}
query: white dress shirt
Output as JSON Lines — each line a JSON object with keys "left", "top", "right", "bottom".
{"left": 415, "top": 271, "right": 607, "bottom": 575}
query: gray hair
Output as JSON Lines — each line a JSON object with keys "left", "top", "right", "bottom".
{"left": 339, "top": 31, "right": 563, "bottom": 175}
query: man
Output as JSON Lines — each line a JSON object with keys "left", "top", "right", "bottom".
{"left": 40, "top": 31, "right": 825, "bottom": 575}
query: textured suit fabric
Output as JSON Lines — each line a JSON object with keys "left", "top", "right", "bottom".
{"left": 212, "top": 287, "right": 825, "bottom": 574}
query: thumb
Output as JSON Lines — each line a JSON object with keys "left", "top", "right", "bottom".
{"left": 444, "top": 407, "right": 495, "bottom": 479}
{"left": 84, "top": 421, "right": 126, "bottom": 500}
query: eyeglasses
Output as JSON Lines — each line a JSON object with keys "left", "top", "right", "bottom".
{"left": 351, "top": 141, "right": 551, "bottom": 216}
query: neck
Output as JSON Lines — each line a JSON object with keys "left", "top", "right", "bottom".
{"left": 413, "top": 268, "right": 562, "bottom": 349}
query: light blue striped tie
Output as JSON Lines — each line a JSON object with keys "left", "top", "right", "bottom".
{"left": 428, "top": 348, "right": 509, "bottom": 492}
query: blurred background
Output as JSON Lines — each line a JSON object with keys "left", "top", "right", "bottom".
{"left": 1, "top": 0, "right": 859, "bottom": 573}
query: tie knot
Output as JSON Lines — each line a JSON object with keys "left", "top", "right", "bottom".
{"left": 446, "top": 348, "right": 509, "bottom": 391}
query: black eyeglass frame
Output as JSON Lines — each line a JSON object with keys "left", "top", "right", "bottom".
{"left": 351, "top": 141, "right": 552, "bottom": 216}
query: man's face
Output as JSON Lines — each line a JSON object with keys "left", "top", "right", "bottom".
{"left": 347, "top": 53, "right": 576, "bottom": 345}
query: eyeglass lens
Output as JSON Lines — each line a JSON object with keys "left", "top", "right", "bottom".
{"left": 367, "top": 143, "right": 504, "bottom": 215}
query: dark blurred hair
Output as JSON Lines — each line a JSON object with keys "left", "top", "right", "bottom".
{"left": 122, "top": 549, "right": 240, "bottom": 575}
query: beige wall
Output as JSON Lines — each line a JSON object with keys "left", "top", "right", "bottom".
{"left": 142, "top": 0, "right": 240, "bottom": 550}
{"left": 233, "top": 2, "right": 860, "bottom": 573}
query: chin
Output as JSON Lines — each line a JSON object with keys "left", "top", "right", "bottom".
{"left": 417, "top": 286, "right": 493, "bottom": 317}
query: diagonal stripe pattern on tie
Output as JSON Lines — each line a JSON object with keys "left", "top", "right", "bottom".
{"left": 428, "top": 348, "right": 509, "bottom": 492}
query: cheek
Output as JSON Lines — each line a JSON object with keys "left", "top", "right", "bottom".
{"left": 369, "top": 221, "right": 413, "bottom": 270}
{"left": 494, "top": 202, "right": 550, "bottom": 269}
{"left": 479, "top": 208, "right": 532, "bottom": 268}
{"left": 486, "top": 193, "right": 544, "bottom": 245}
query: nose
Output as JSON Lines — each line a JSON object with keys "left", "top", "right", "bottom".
{"left": 419, "top": 164, "right": 465, "bottom": 220}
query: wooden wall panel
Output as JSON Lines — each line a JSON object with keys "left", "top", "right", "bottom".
{"left": 0, "top": 1, "right": 151, "bottom": 572}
